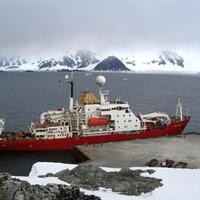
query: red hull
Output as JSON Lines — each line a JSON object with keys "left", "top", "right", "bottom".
{"left": 0, "top": 118, "right": 190, "bottom": 151}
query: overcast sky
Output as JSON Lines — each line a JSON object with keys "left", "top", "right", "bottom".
{"left": 0, "top": 0, "right": 199, "bottom": 56}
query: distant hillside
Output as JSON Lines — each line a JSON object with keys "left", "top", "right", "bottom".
{"left": 0, "top": 49, "right": 198, "bottom": 73}
{"left": 93, "top": 56, "right": 130, "bottom": 71}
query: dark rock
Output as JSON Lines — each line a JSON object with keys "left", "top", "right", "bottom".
{"left": 75, "top": 50, "right": 99, "bottom": 68}
{"left": 0, "top": 173, "right": 101, "bottom": 200}
{"left": 62, "top": 56, "right": 76, "bottom": 68}
{"left": 94, "top": 56, "right": 130, "bottom": 71}
{"left": 56, "top": 165, "right": 162, "bottom": 196}
{"left": 146, "top": 169, "right": 155, "bottom": 175}
{"left": 158, "top": 56, "right": 166, "bottom": 65}
{"left": 161, "top": 159, "right": 175, "bottom": 168}
{"left": 174, "top": 162, "right": 188, "bottom": 168}
{"left": 146, "top": 159, "right": 159, "bottom": 167}
{"left": 162, "top": 51, "right": 184, "bottom": 67}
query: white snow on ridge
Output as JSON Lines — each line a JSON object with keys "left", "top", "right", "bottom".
{"left": 13, "top": 162, "right": 200, "bottom": 200}
{"left": 0, "top": 49, "right": 199, "bottom": 73}
{"left": 118, "top": 50, "right": 200, "bottom": 73}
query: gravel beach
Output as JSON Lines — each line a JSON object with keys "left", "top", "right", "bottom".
{"left": 77, "top": 134, "right": 200, "bottom": 168}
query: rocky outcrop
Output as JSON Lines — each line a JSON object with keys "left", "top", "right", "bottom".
{"left": 93, "top": 56, "right": 130, "bottom": 71}
{"left": 55, "top": 165, "right": 162, "bottom": 196}
{"left": 75, "top": 50, "right": 99, "bottom": 68}
{"left": 0, "top": 173, "right": 100, "bottom": 200}
{"left": 150, "top": 51, "right": 184, "bottom": 67}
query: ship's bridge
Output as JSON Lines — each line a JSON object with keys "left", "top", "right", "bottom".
{"left": 83, "top": 102, "right": 141, "bottom": 132}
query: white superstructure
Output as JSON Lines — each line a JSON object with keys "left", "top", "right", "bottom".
{"left": 0, "top": 118, "right": 5, "bottom": 135}
{"left": 29, "top": 75, "right": 180, "bottom": 140}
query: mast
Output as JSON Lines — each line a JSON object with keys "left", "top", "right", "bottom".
{"left": 176, "top": 96, "right": 183, "bottom": 121}
{"left": 65, "top": 71, "right": 74, "bottom": 112}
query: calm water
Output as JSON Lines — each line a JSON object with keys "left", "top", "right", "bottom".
{"left": 0, "top": 149, "right": 88, "bottom": 176}
{"left": 0, "top": 72, "right": 199, "bottom": 175}
{"left": 0, "top": 72, "right": 199, "bottom": 132}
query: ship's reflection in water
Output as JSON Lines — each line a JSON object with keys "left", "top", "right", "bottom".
{"left": 0, "top": 148, "right": 88, "bottom": 176}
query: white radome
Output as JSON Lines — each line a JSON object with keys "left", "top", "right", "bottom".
{"left": 96, "top": 76, "right": 106, "bottom": 87}
{"left": 65, "top": 74, "right": 69, "bottom": 80}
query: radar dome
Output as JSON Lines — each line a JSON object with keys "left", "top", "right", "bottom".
{"left": 96, "top": 76, "right": 106, "bottom": 87}
{"left": 65, "top": 74, "right": 69, "bottom": 80}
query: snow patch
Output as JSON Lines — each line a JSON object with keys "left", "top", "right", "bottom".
{"left": 13, "top": 162, "right": 200, "bottom": 200}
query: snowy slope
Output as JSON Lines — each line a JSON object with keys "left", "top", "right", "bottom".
{"left": 0, "top": 50, "right": 199, "bottom": 73}
{"left": 119, "top": 50, "right": 199, "bottom": 73}
{"left": 14, "top": 162, "right": 200, "bottom": 200}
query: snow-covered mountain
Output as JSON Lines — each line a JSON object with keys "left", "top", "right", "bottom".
{"left": 0, "top": 50, "right": 199, "bottom": 73}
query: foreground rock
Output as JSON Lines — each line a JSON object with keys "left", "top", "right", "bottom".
{"left": 0, "top": 173, "right": 100, "bottom": 200}
{"left": 55, "top": 165, "right": 163, "bottom": 196}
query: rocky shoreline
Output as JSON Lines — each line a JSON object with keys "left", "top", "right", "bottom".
{"left": 0, "top": 173, "right": 100, "bottom": 200}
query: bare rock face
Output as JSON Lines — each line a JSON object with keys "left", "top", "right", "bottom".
{"left": 56, "top": 165, "right": 163, "bottom": 196}
{"left": 0, "top": 173, "right": 100, "bottom": 200}
{"left": 93, "top": 56, "right": 130, "bottom": 71}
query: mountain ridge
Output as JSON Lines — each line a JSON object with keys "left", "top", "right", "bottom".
{"left": 0, "top": 50, "right": 198, "bottom": 73}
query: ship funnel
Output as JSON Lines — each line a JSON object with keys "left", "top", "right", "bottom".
{"left": 65, "top": 72, "right": 74, "bottom": 112}
{"left": 176, "top": 96, "right": 183, "bottom": 121}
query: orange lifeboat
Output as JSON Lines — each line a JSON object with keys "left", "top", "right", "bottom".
{"left": 88, "top": 117, "right": 109, "bottom": 126}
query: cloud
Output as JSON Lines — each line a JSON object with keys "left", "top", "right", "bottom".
{"left": 0, "top": 0, "right": 199, "bottom": 56}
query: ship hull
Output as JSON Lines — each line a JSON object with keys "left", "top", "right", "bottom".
{"left": 0, "top": 118, "right": 190, "bottom": 151}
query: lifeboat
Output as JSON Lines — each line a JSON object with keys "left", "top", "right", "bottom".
{"left": 88, "top": 117, "right": 109, "bottom": 126}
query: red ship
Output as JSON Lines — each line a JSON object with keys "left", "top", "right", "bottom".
{"left": 0, "top": 74, "right": 190, "bottom": 151}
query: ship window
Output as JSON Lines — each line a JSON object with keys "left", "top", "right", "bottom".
{"left": 49, "top": 128, "right": 57, "bottom": 131}
{"left": 65, "top": 122, "right": 68, "bottom": 126}
{"left": 124, "top": 120, "right": 126, "bottom": 122}
{"left": 123, "top": 115, "right": 125, "bottom": 117}
{"left": 128, "top": 120, "right": 132, "bottom": 122}
{"left": 117, "top": 115, "right": 119, "bottom": 117}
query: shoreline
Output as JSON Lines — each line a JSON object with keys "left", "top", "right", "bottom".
{"left": 77, "top": 133, "right": 200, "bottom": 169}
